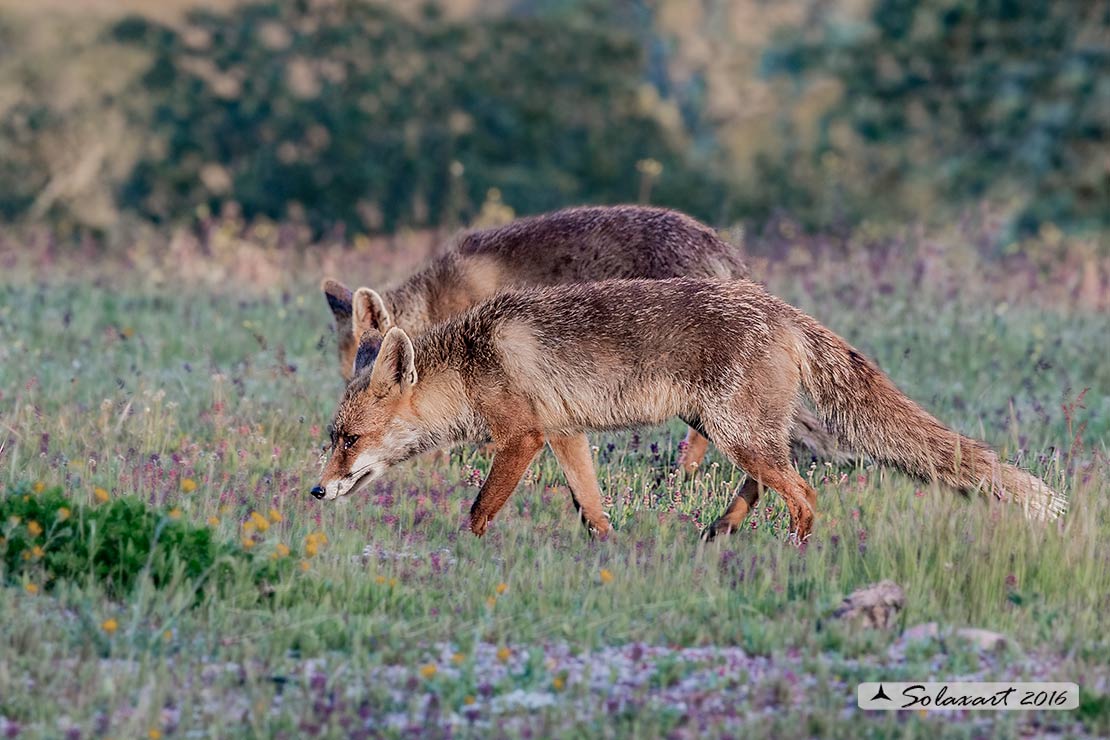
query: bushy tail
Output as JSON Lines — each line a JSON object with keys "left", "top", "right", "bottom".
{"left": 795, "top": 317, "right": 1066, "bottom": 521}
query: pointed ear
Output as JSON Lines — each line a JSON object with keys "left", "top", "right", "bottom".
{"left": 321, "top": 278, "right": 353, "bottom": 325}
{"left": 352, "top": 287, "right": 392, "bottom": 339}
{"left": 369, "top": 327, "right": 417, "bottom": 395}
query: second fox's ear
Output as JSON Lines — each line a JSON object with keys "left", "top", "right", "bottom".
{"left": 352, "top": 287, "right": 392, "bottom": 338}
{"left": 321, "top": 278, "right": 353, "bottom": 325}
{"left": 369, "top": 327, "right": 417, "bottom": 395}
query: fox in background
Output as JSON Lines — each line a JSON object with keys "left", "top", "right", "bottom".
{"left": 311, "top": 277, "right": 1067, "bottom": 542}
{"left": 320, "top": 205, "right": 844, "bottom": 490}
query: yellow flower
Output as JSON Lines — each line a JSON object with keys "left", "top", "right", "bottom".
{"left": 207, "top": 516, "right": 220, "bottom": 527}
{"left": 463, "top": 695, "right": 476, "bottom": 706}
{"left": 31, "top": 545, "right": 44, "bottom": 559}
{"left": 496, "top": 582, "right": 508, "bottom": 595}
{"left": 268, "top": 508, "right": 283, "bottom": 523}
{"left": 32, "top": 481, "right": 45, "bottom": 494}
{"left": 552, "top": 676, "right": 565, "bottom": 691}
{"left": 27, "top": 521, "right": 43, "bottom": 537}
{"left": 271, "top": 543, "right": 291, "bottom": 560}
{"left": 599, "top": 568, "right": 614, "bottom": 585}
{"left": 242, "top": 520, "right": 257, "bottom": 535}
{"left": 305, "top": 541, "right": 319, "bottom": 558}
{"left": 168, "top": 508, "right": 183, "bottom": 520}
{"left": 299, "top": 560, "right": 310, "bottom": 572}
{"left": 249, "top": 511, "right": 270, "bottom": 532}
{"left": 163, "top": 630, "right": 173, "bottom": 642}
{"left": 219, "top": 505, "right": 231, "bottom": 515}
{"left": 452, "top": 652, "right": 466, "bottom": 665}
{"left": 389, "top": 577, "right": 397, "bottom": 588}
{"left": 486, "top": 596, "right": 497, "bottom": 609}
{"left": 24, "top": 583, "right": 38, "bottom": 594}
{"left": 57, "top": 507, "right": 71, "bottom": 522}
{"left": 94, "top": 487, "right": 110, "bottom": 503}
{"left": 120, "top": 326, "right": 135, "bottom": 339}
{"left": 148, "top": 729, "right": 162, "bottom": 740}
{"left": 101, "top": 618, "right": 119, "bottom": 634}
{"left": 374, "top": 575, "right": 386, "bottom": 585}
{"left": 180, "top": 478, "right": 197, "bottom": 493}
{"left": 242, "top": 537, "right": 256, "bottom": 549}
{"left": 419, "top": 663, "right": 437, "bottom": 679}
{"left": 496, "top": 646, "right": 511, "bottom": 663}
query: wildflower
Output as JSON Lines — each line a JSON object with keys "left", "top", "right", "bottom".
{"left": 374, "top": 575, "right": 386, "bottom": 585}
{"left": 452, "top": 652, "right": 466, "bottom": 665}
{"left": 101, "top": 618, "right": 119, "bottom": 634}
{"left": 272, "top": 543, "right": 290, "bottom": 560}
{"left": 552, "top": 676, "right": 565, "bottom": 691}
{"left": 24, "top": 583, "right": 38, "bottom": 594}
{"left": 268, "top": 508, "right": 283, "bottom": 523}
{"left": 243, "top": 520, "right": 257, "bottom": 535}
{"left": 486, "top": 596, "right": 497, "bottom": 609}
{"left": 299, "top": 560, "right": 310, "bottom": 572}
{"left": 94, "top": 487, "right": 110, "bottom": 503}
{"left": 31, "top": 545, "right": 44, "bottom": 559}
{"left": 249, "top": 511, "right": 270, "bottom": 532}
{"left": 207, "top": 516, "right": 220, "bottom": 527}
{"left": 242, "top": 537, "right": 256, "bottom": 549}
{"left": 497, "top": 646, "right": 511, "bottom": 663}
{"left": 148, "top": 729, "right": 162, "bottom": 740}
{"left": 163, "top": 630, "right": 173, "bottom": 642}
{"left": 419, "top": 663, "right": 437, "bottom": 679}
{"left": 305, "top": 540, "right": 319, "bottom": 558}
{"left": 32, "top": 481, "right": 45, "bottom": 494}
{"left": 389, "top": 577, "right": 397, "bottom": 588}
{"left": 463, "top": 695, "right": 475, "bottom": 706}
{"left": 167, "top": 508, "right": 183, "bottom": 520}
{"left": 180, "top": 478, "right": 197, "bottom": 493}
{"left": 57, "top": 507, "right": 71, "bottom": 522}
{"left": 27, "top": 521, "right": 43, "bottom": 537}
{"left": 599, "top": 568, "right": 614, "bottom": 585}
{"left": 496, "top": 582, "right": 508, "bottom": 595}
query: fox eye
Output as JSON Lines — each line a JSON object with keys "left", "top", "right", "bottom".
{"left": 343, "top": 435, "right": 359, "bottom": 450}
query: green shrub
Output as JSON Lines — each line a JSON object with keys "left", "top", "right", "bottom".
{"left": 1, "top": 483, "right": 289, "bottom": 598}
{"left": 111, "top": 1, "right": 737, "bottom": 234}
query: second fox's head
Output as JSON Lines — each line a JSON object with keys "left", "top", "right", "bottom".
{"left": 312, "top": 316, "right": 423, "bottom": 501}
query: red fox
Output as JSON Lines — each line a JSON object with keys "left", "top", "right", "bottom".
{"left": 311, "top": 278, "right": 1066, "bottom": 541}
{"left": 321, "top": 205, "right": 842, "bottom": 478}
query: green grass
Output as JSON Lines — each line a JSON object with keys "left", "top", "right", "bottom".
{"left": 0, "top": 246, "right": 1108, "bottom": 738}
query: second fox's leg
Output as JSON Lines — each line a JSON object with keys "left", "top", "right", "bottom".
{"left": 678, "top": 428, "right": 712, "bottom": 474}
{"left": 723, "top": 447, "right": 817, "bottom": 542}
{"left": 468, "top": 432, "right": 545, "bottom": 536}
{"left": 701, "top": 476, "right": 761, "bottom": 541}
{"left": 548, "top": 434, "right": 611, "bottom": 535}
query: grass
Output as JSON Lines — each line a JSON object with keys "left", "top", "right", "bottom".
{"left": 0, "top": 232, "right": 1108, "bottom": 738}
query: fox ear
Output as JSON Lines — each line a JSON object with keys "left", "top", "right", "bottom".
{"left": 322, "top": 279, "right": 357, "bottom": 381}
{"left": 352, "top": 287, "right": 392, "bottom": 338}
{"left": 369, "top": 327, "right": 417, "bottom": 395}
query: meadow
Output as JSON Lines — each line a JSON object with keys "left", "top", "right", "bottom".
{"left": 1, "top": 223, "right": 1108, "bottom": 738}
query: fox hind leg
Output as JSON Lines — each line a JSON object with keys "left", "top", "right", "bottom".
{"left": 678, "top": 428, "right": 712, "bottom": 475}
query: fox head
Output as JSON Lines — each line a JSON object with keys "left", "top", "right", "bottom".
{"left": 311, "top": 326, "right": 423, "bottom": 501}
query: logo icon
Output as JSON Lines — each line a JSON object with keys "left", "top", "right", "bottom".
{"left": 870, "top": 684, "right": 892, "bottom": 702}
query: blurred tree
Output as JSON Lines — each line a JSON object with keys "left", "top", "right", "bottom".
{"left": 766, "top": 0, "right": 1110, "bottom": 234}
{"left": 112, "top": 0, "right": 738, "bottom": 235}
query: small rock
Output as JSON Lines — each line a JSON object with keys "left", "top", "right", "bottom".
{"left": 902, "top": 621, "right": 940, "bottom": 642}
{"left": 954, "top": 627, "right": 1012, "bottom": 652}
{"left": 832, "top": 580, "right": 905, "bottom": 629}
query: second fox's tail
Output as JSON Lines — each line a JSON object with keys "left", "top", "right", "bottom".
{"left": 794, "top": 317, "right": 1066, "bottom": 521}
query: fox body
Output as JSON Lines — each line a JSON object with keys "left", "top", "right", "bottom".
{"left": 322, "top": 205, "right": 841, "bottom": 478}
{"left": 315, "top": 278, "right": 1065, "bottom": 540}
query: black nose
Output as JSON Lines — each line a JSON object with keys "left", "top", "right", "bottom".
{"left": 310, "top": 485, "right": 326, "bottom": 500}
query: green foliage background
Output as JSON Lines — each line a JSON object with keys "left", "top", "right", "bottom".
{"left": 0, "top": 0, "right": 1105, "bottom": 237}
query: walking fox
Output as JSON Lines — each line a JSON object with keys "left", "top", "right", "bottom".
{"left": 312, "top": 278, "right": 1066, "bottom": 541}
{"left": 321, "top": 205, "right": 842, "bottom": 473}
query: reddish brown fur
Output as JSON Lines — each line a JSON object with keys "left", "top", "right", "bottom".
{"left": 322, "top": 205, "right": 842, "bottom": 474}
{"left": 317, "top": 278, "right": 1065, "bottom": 540}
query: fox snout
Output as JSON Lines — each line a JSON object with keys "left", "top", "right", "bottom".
{"left": 310, "top": 485, "right": 326, "bottom": 500}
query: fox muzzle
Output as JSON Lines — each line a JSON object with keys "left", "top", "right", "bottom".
{"left": 310, "top": 485, "right": 326, "bottom": 500}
